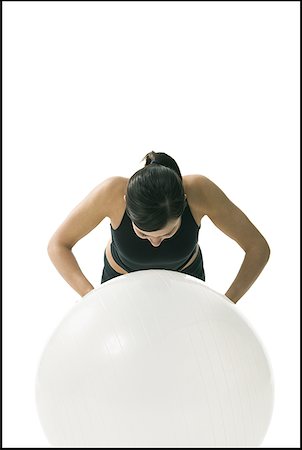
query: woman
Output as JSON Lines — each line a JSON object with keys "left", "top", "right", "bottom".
{"left": 47, "top": 151, "right": 270, "bottom": 304}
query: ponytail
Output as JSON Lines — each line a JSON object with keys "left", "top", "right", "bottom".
{"left": 141, "top": 151, "right": 182, "bottom": 180}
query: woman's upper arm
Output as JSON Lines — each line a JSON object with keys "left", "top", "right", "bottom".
{"left": 192, "top": 175, "right": 270, "bottom": 252}
{"left": 48, "top": 177, "right": 120, "bottom": 249}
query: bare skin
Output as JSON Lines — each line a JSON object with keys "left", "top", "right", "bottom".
{"left": 48, "top": 174, "right": 270, "bottom": 302}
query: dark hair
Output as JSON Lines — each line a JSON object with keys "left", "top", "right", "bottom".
{"left": 125, "top": 151, "right": 186, "bottom": 232}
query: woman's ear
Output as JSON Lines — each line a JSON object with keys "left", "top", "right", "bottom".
{"left": 124, "top": 195, "right": 126, "bottom": 202}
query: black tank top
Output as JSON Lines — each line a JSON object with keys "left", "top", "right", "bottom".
{"left": 110, "top": 199, "right": 200, "bottom": 272}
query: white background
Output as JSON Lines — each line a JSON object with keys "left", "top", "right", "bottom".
{"left": 2, "top": 1, "right": 300, "bottom": 447}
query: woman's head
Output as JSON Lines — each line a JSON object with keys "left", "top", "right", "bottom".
{"left": 125, "top": 151, "right": 186, "bottom": 243}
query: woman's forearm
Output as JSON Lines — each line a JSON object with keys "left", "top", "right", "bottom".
{"left": 47, "top": 243, "right": 94, "bottom": 297}
{"left": 224, "top": 242, "right": 270, "bottom": 304}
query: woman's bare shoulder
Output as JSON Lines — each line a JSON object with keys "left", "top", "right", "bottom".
{"left": 183, "top": 174, "right": 208, "bottom": 183}
{"left": 102, "top": 175, "right": 129, "bottom": 184}
{"left": 95, "top": 176, "right": 129, "bottom": 195}
{"left": 183, "top": 174, "right": 210, "bottom": 196}
{"left": 102, "top": 176, "right": 129, "bottom": 221}
{"left": 183, "top": 175, "right": 211, "bottom": 221}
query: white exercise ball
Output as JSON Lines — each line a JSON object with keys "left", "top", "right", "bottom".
{"left": 36, "top": 270, "right": 274, "bottom": 447}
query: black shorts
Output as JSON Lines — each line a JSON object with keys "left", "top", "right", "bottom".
{"left": 101, "top": 247, "right": 205, "bottom": 284}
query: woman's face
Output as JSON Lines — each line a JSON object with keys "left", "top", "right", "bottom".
{"left": 131, "top": 217, "right": 181, "bottom": 247}
{"left": 123, "top": 194, "right": 184, "bottom": 247}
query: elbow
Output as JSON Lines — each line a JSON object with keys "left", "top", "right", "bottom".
{"left": 262, "top": 242, "right": 270, "bottom": 265}
{"left": 47, "top": 239, "right": 56, "bottom": 257}
{"left": 260, "top": 237, "right": 270, "bottom": 261}
{"left": 47, "top": 237, "right": 72, "bottom": 255}
{"left": 246, "top": 237, "right": 270, "bottom": 262}
{"left": 265, "top": 241, "right": 271, "bottom": 259}
{"left": 47, "top": 238, "right": 62, "bottom": 256}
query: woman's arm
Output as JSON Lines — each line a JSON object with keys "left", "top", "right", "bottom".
{"left": 47, "top": 177, "right": 119, "bottom": 297}
{"left": 47, "top": 244, "right": 95, "bottom": 298}
{"left": 191, "top": 175, "right": 270, "bottom": 304}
